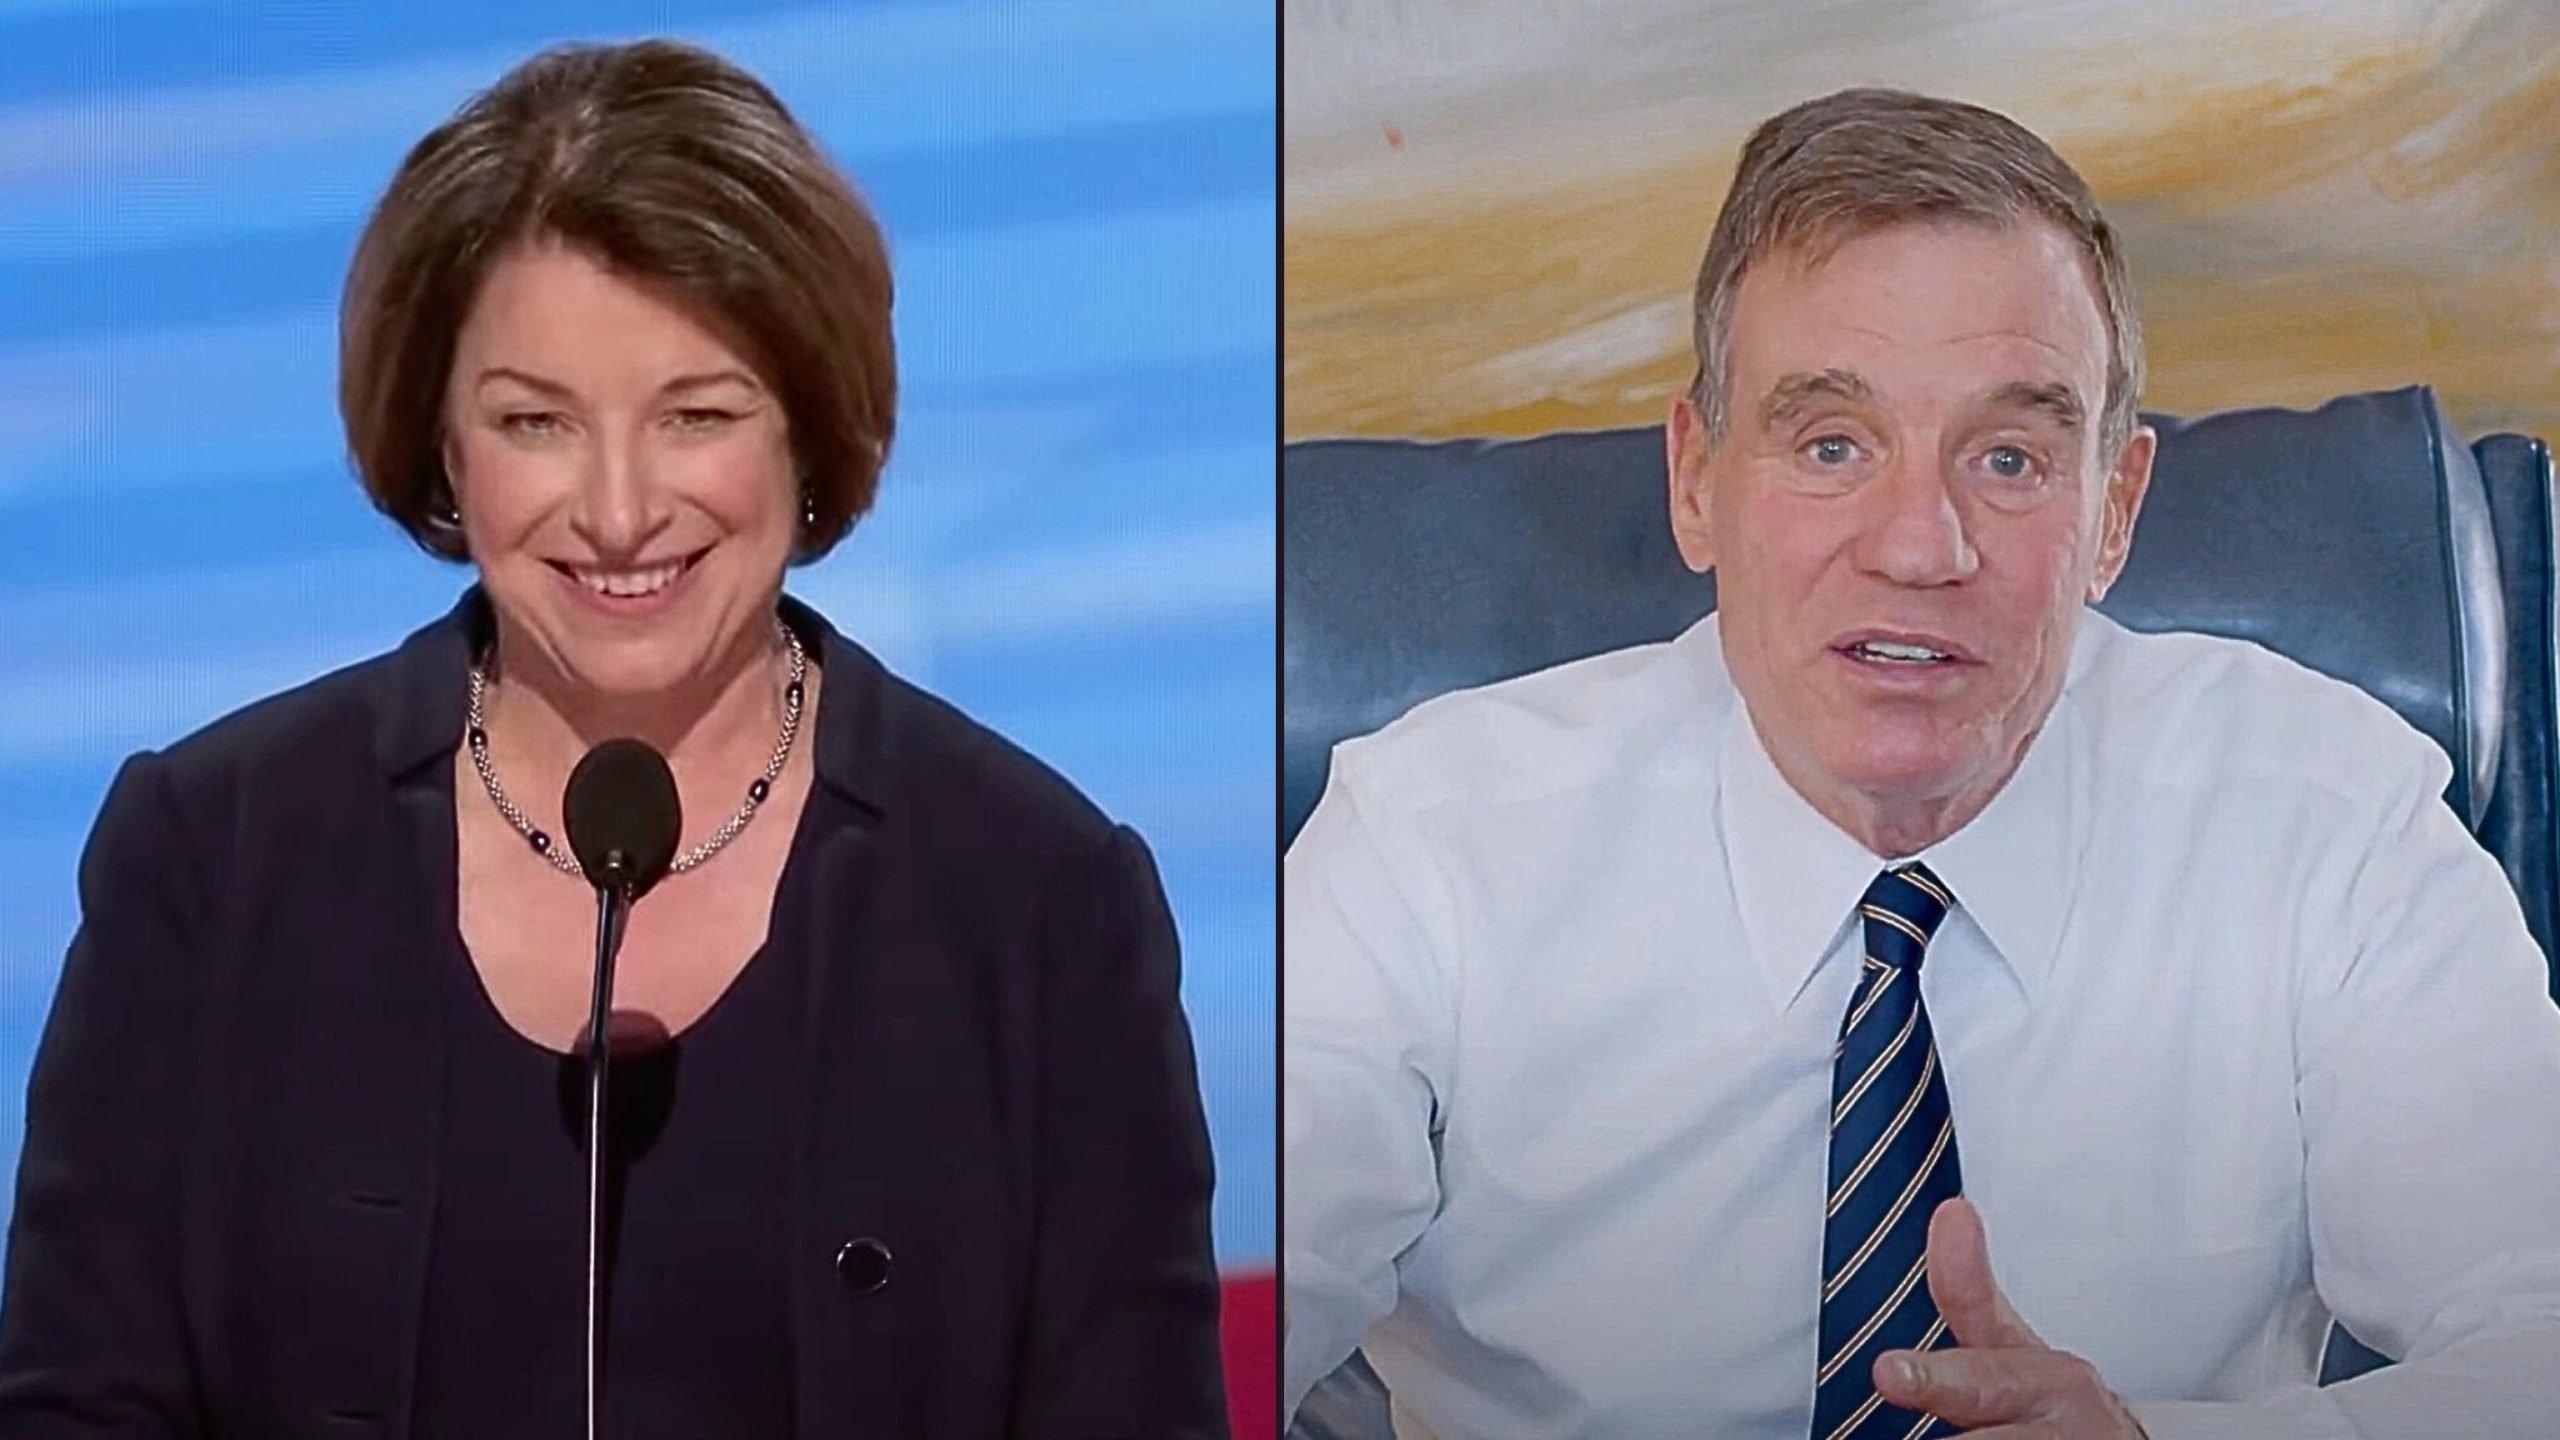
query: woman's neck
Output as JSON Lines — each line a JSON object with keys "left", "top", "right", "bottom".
{"left": 475, "top": 613, "right": 797, "bottom": 838}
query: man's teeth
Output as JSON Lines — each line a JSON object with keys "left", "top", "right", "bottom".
{"left": 1852, "top": 640, "right": 1950, "bottom": 662}
{"left": 575, "top": 558, "right": 686, "bottom": 597}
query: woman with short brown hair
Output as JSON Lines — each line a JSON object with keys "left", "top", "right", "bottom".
{"left": 0, "top": 39, "right": 1227, "bottom": 1439}
{"left": 342, "top": 38, "right": 898, "bottom": 565}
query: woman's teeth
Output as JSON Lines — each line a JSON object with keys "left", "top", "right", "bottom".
{"left": 572, "top": 557, "right": 687, "bottom": 597}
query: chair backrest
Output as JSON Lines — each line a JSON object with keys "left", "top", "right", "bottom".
{"left": 2475, "top": 431, "right": 2560, "bottom": 964}
{"left": 1282, "top": 386, "right": 2560, "bottom": 975}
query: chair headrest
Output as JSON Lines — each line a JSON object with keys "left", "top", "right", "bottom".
{"left": 1283, "top": 386, "right": 2501, "bottom": 846}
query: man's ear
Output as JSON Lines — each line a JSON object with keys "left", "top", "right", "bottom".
{"left": 1668, "top": 393, "right": 1718, "bottom": 575}
{"left": 2087, "top": 423, "right": 2155, "bottom": 602}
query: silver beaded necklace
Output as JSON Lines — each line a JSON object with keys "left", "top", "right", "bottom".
{"left": 463, "top": 620, "right": 808, "bottom": 879}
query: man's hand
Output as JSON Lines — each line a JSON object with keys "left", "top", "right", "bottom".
{"left": 1871, "top": 1197, "right": 2148, "bottom": 1438}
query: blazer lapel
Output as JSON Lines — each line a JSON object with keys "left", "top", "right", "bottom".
{"left": 285, "top": 595, "right": 477, "bottom": 1434}
{"left": 286, "top": 773, "right": 449, "bottom": 1436}
{"left": 781, "top": 597, "right": 898, "bottom": 1440}
{"left": 787, "top": 811, "right": 886, "bottom": 1440}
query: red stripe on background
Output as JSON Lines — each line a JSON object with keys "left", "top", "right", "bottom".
{"left": 1220, "top": 1268, "right": 1276, "bottom": 1440}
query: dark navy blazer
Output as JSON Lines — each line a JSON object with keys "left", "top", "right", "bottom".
{"left": 0, "top": 590, "right": 1229, "bottom": 1438}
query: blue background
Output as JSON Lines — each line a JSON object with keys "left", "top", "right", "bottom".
{"left": 0, "top": 1, "right": 1274, "bottom": 1267}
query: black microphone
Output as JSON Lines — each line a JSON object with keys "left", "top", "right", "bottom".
{"left": 565, "top": 738, "right": 681, "bottom": 901}
{"left": 560, "top": 739, "right": 680, "bottom": 1440}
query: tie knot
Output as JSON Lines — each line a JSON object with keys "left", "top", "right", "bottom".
{"left": 1858, "top": 863, "right": 1952, "bottom": 968}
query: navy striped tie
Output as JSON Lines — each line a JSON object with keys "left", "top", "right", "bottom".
{"left": 1810, "top": 864, "right": 1964, "bottom": 1440}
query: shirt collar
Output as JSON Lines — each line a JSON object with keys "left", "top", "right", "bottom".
{"left": 1718, "top": 617, "right": 2099, "bottom": 1011}
{"left": 1914, "top": 682, "right": 2078, "bottom": 1003}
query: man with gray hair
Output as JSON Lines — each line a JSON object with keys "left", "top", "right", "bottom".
{"left": 1284, "top": 87, "right": 2560, "bottom": 1438}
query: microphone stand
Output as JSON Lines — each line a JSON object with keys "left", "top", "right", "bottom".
{"left": 584, "top": 853, "right": 636, "bottom": 1440}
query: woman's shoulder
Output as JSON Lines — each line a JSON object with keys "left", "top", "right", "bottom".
{"left": 810, "top": 631, "right": 1126, "bottom": 868}
{"left": 148, "top": 613, "right": 455, "bottom": 805}
{"left": 874, "top": 664, "right": 1121, "bottom": 850}
{"left": 68, "top": 631, "right": 435, "bottom": 917}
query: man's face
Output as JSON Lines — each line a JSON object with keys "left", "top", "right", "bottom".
{"left": 1668, "top": 218, "right": 2154, "bottom": 850}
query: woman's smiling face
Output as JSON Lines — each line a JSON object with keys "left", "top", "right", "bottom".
{"left": 441, "top": 236, "right": 800, "bottom": 699}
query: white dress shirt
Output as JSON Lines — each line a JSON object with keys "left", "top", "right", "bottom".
{"left": 1284, "top": 611, "right": 2560, "bottom": 1439}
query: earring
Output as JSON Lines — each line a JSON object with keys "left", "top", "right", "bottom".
{"left": 432, "top": 462, "right": 463, "bottom": 527}
{"left": 801, "top": 488, "right": 818, "bottom": 528}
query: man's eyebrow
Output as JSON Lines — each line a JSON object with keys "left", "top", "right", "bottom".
{"left": 1758, "top": 369, "right": 1874, "bottom": 429}
{"left": 1983, "top": 380, "right": 2085, "bottom": 430}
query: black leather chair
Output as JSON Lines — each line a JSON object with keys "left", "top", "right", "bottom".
{"left": 1280, "top": 386, "right": 2558, "bottom": 1432}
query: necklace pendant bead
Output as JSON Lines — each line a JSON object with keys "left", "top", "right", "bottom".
{"left": 529, "top": 830, "right": 550, "bottom": 854}
{"left": 748, "top": 778, "right": 771, "bottom": 803}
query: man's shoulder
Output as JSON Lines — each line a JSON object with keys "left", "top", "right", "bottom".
{"left": 2078, "top": 618, "right": 2451, "bottom": 799}
{"left": 1329, "top": 624, "right": 1726, "bottom": 819}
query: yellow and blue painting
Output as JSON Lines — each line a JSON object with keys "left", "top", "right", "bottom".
{"left": 1285, "top": 0, "right": 2557, "bottom": 445}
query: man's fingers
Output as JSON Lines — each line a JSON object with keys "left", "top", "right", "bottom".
{"left": 1872, "top": 1345, "right": 2100, "bottom": 1429}
{"left": 1871, "top": 1346, "right": 2034, "bottom": 1426}
{"left": 1926, "top": 1197, "right": 2044, "bottom": 1350}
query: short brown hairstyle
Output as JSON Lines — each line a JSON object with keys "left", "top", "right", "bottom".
{"left": 340, "top": 39, "right": 895, "bottom": 564}
{"left": 1689, "top": 87, "right": 2143, "bottom": 459}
